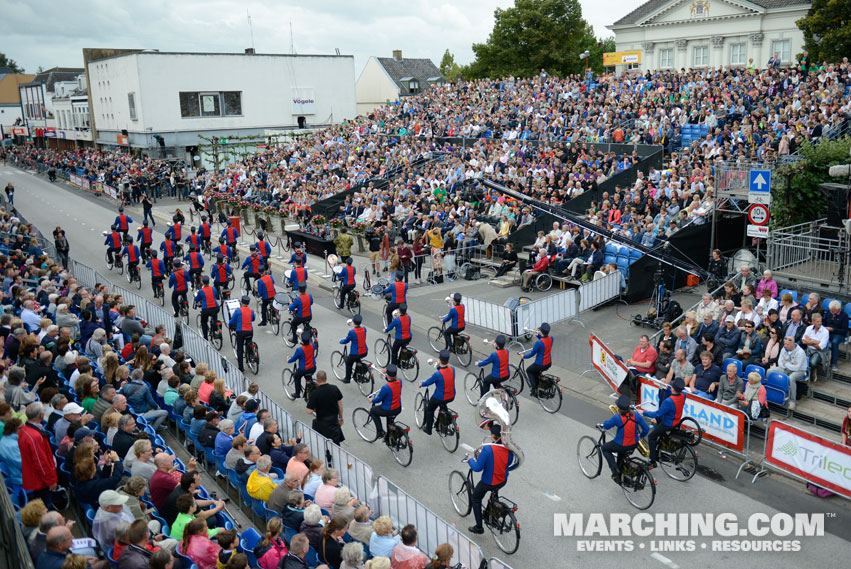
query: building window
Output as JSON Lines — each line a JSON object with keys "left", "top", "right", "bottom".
{"left": 659, "top": 48, "right": 674, "bottom": 69}
{"left": 179, "top": 91, "right": 242, "bottom": 118}
{"left": 693, "top": 46, "right": 709, "bottom": 67}
{"left": 730, "top": 43, "right": 747, "bottom": 66}
{"left": 128, "top": 92, "right": 137, "bottom": 120}
{"left": 771, "top": 39, "right": 791, "bottom": 63}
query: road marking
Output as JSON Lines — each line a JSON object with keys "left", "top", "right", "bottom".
{"left": 541, "top": 491, "right": 561, "bottom": 501}
{"left": 650, "top": 552, "right": 680, "bottom": 569}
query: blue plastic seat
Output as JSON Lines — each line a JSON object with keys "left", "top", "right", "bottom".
{"left": 765, "top": 372, "right": 790, "bottom": 408}
{"left": 744, "top": 365, "right": 766, "bottom": 384}
{"left": 226, "top": 468, "right": 242, "bottom": 504}
{"left": 240, "top": 528, "right": 262, "bottom": 568}
{"left": 252, "top": 496, "right": 269, "bottom": 521}
{"left": 779, "top": 289, "right": 798, "bottom": 303}
{"left": 723, "top": 358, "right": 743, "bottom": 378}
{"left": 173, "top": 551, "right": 194, "bottom": 569}
{"left": 305, "top": 546, "right": 320, "bottom": 567}
{"left": 800, "top": 293, "right": 810, "bottom": 307}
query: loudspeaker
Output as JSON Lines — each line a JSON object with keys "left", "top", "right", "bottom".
{"left": 820, "top": 183, "right": 851, "bottom": 227}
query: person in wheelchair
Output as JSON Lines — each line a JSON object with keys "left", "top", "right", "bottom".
{"left": 600, "top": 394, "right": 650, "bottom": 483}
{"left": 520, "top": 251, "right": 550, "bottom": 292}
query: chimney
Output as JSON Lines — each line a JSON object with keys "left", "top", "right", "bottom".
{"left": 392, "top": 50, "right": 402, "bottom": 61}
{"left": 245, "top": 48, "right": 255, "bottom": 55}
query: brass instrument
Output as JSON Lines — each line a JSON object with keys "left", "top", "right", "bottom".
{"left": 608, "top": 404, "right": 650, "bottom": 457}
{"left": 476, "top": 388, "right": 525, "bottom": 468}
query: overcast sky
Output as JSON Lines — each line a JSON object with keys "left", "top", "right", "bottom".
{"left": 1, "top": 0, "right": 639, "bottom": 75}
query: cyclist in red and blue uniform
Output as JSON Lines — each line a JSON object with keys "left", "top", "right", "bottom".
{"left": 214, "top": 237, "right": 234, "bottom": 262}
{"left": 194, "top": 275, "right": 220, "bottom": 340}
{"left": 289, "top": 243, "right": 307, "bottom": 268}
{"left": 160, "top": 238, "right": 177, "bottom": 271}
{"left": 114, "top": 207, "right": 133, "bottom": 237}
{"left": 442, "top": 293, "right": 465, "bottom": 350}
{"left": 255, "top": 266, "right": 276, "bottom": 327}
{"left": 184, "top": 246, "right": 205, "bottom": 287}
{"left": 369, "top": 363, "right": 402, "bottom": 442}
{"left": 524, "top": 322, "right": 553, "bottom": 396}
{"left": 256, "top": 232, "right": 272, "bottom": 263}
{"left": 640, "top": 377, "right": 687, "bottom": 468}
{"left": 221, "top": 219, "right": 240, "bottom": 248}
{"left": 384, "top": 303, "right": 412, "bottom": 366}
{"left": 241, "top": 246, "right": 265, "bottom": 291}
{"left": 419, "top": 350, "right": 455, "bottom": 435}
{"left": 335, "top": 257, "right": 356, "bottom": 309}
{"left": 600, "top": 394, "right": 650, "bottom": 483}
{"left": 465, "top": 423, "right": 519, "bottom": 535}
{"left": 137, "top": 221, "right": 154, "bottom": 259}
{"left": 104, "top": 225, "right": 122, "bottom": 265}
{"left": 476, "top": 334, "right": 510, "bottom": 397}
{"left": 383, "top": 271, "right": 408, "bottom": 326}
{"left": 146, "top": 250, "right": 166, "bottom": 294}
{"left": 287, "top": 331, "right": 318, "bottom": 399}
{"left": 122, "top": 236, "right": 141, "bottom": 276}
{"left": 228, "top": 296, "right": 255, "bottom": 373}
{"left": 339, "top": 314, "right": 367, "bottom": 384}
{"left": 287, "top": 284, "right": 314, "bottom": 346}
{"left": 185, "top": 226, "right": 203, "bottom": 251}
{"left": 211, "top": 255, "right": 233, "bottom": 294}
{"left": 168, "top": 260, "right": 190, "bottom": 317}
{"left": 165, "top": 216, "right": 182, "bottom": 242}
{"left": 287, "top": 259, "right": 308, "bottom": 291}
{"left": 199, "top": 216, "right": 212, "bottom": 250}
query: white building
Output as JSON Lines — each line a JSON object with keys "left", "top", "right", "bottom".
{"left": 87, "top": 50, "right": 356, "bottom": 160}
{"left": 18, "top": 67, "right": 85, "bottom": 146}
{"left": 50, "top": 75, "right": 93, "bottom": 147}
{"left": 608, "top": 0, "right": 811, "bottom": 73}
{"left": 356, "top": 50, "right": 444, "bottom": 115}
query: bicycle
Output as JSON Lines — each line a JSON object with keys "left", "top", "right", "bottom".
{"left": 427, "top": 321, "right": 472, "bottom": 367}
{"left": 629, "top": 408, "right": 702, "bottom": 482}
{"left": 106, "top": 250, "right": 124, "bottom": 275}
{"left": 352, "top": 398, "right": 413, "bottom": 467}
{"left": 126, "top": 263, "right": 142, "bottom": 290}
{"left": 282, "top": 306, "right": 319, "bottom": 353}
{"left": 511, "top": 352, "right": 563, "bottom": 414}
{"left": 190, "top": 271, "right": 203, "bottom": 291}
{"left": 333, "top": 278, "right": 361, "bottom": 315}
{"left": 414, "top": 386, "right": 459, "bottom": 453}
{"left": 449, "top": 460, "right": 520, "bottom": 554}
{"left": 201, "top": 240, "right": 212, "bottom": 260}
{"left": 195, "top": 311, "right": 223, "bottom": 350}
{"left": 374, "top": 334, "right": 420, "bottom": 382}
{"left": 267, "top": 303, "right": 281, "bottom": 336}
{"left": 576, "top": 424, "right": 656, "bottom": 510}
{"left": 463, "top": 368, "right": 519, "bottom": 425}
{"left": 281, "top": 363, "right": 315, "bottom": 401}
{"left": 153, "top": 280, "right": 165, "bottom": 307}
{"left": 330, "top": 346, "right": 374, "bottom": 397}
{"left": 228, "top": 328, "right": 260, "bottom": 375}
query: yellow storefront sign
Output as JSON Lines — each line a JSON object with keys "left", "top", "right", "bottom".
{"left": 603, "top": 50, "right": 642, "bottom": 66}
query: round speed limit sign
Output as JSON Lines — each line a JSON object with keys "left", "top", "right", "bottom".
{"left": 748, "top": 204, "right": 770, "bottom": 226}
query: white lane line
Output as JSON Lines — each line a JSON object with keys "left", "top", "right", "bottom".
{"left": 650, "top": 552, "right": 680, "bottom": 569}
{"left": 541, "top": 491, "right": 561, "bottom": 501}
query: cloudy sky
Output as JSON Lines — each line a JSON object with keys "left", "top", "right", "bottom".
{"left": 2, "top": 0, "right": 639, "bottom": 75}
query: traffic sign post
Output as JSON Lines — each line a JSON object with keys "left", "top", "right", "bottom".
{"left": 747, "top": 204, "right": 770, "bottom": 226}
{"left": 748, "top": 169, "right": 772, "bottom": 204}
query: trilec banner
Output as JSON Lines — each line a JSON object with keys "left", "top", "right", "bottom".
{"left": 589, "top": 333, "right": 628, "bottom": 392}
{"left": 638, "top": 376, "right": 746, "bottom": 452}
{"left": 765, "top": 421, "right": 851, "bottom": 498}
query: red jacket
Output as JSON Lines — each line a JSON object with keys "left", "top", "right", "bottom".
{"left": 532, "top": 255, "right": 550, "bottom": 272}
{"left": 19, "top": 422, "right": 57, "bottom": 490}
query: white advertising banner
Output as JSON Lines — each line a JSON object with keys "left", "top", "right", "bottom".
{"left": 589, "top": 333, "right": 628, "bottom": 392}
{"left": 766, "top": 421, "right": 851, "bottom": 498}
{"left": 291, "top": 87, "right": 316, "bottom": 115}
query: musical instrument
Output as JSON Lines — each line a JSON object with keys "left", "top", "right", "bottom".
{"left": 607, "top": 404, "right": 650, "bottom": 457}
{"left": 476, "top": 388, "right": 524, "bottom": 469}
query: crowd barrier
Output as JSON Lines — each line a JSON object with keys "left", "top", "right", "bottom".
{"left": 0, "top": 476, "right": 34, "bottom": 569}
{"left": 375, "top": 475, "right": 485, "bottom": 569}
{"left": 487, "top": 558, "right": 515, "bottom": 569}
{"left": 465, "top": 297, "right": 515, "bottom": 336}
{"left": 578, "top": 272, "right": 621, "bottom": 311}
{"left": 515, "top": 289, "right": 578, "bottom": 333}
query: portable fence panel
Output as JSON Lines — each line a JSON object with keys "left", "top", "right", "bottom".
{"left": 325, "top": 442, "right": 376, "bottom": 507}
{"left": 113, "top": 285, "right": 150, "bottom": 326}
{"left": 72, "top": 260, "right": 98, "bottom": 290}
{"left": 518, "top": 288, "right": 578, "bottom": 329}
{"left": 578, "top": 272, "right": 620, "bottom": 311}
{"left": 376, "top": 476, "right": 484, "bottom": 569}
{"left": 255, "top": 391, "right": 296, "bottom": 448}
{"left": 464, "top": 297, "right": 514, "bottom": 336}
{"left": 146, "top": 303, "right": 177, "bottom": 345}
{"left": 295, "top": 420, "right": 332, "bottom": 466}
{"left": 488, "top": 558, "right": 517, "bottom": 569}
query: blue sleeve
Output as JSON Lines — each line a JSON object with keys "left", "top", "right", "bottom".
{"left": 127, "top": 216, "right": 133, "bottom": 224}
{"left": 636, "top": 413, "right": 650, "bottom": 437}
{"left": 340, "top": 330, "right": 352, "bottom": 345}
{"left": 194, "top": 290, "right": 203, "bottom": 302}
{"left": 478, "top": 352, "right": 496, "bottom": 368}
{"left": 467, "top": 445, "right": 491, "bottom": 473}
{"left": 421, "top": 370, "right": 441, "bottom": 388}
{"left": 442, "top": 310, "right": 452, "bottom": 323}
{"left": 602, "top": 415, "right": 621, "bottom": 430}
{"left": 168, "top": 274, "right": 174, "bottom": 287}
{"left": 250, "top": 310, "right": 255, "bottom": 321}
{"left": 372, "top": 384, "right": 388, "bottom": 406}
{"left": 645, "top": 398, "right": 672, "bottom": 420}
{"left": 287, "top": 348, "right": 302, "bottom": 365}
{"left": 525, "top": 341, "right": 542, "bottom": 360}
{"left": 144, "top": 387, "right": 157, "bottom": 409}
{"left": 228, "top": 311, "right": 238, "bottom": 328}
{"left": 384, "top": 318, "right": 398, "bottom": 334}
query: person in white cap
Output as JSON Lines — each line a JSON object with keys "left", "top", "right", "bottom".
{"left": 53, "top": 402, "right": 92, "bottom": 441}
{"left": 92, "top": 489, "right": 135, "bottom": 552}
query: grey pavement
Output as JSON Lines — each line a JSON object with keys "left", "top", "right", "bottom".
{"left": 4, "top": 164, "right": 850, "bottom": 568}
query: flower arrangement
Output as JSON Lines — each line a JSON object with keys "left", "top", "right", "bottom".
{"left": 329, "top": 218, "right": 344, "bottom": 228}
{"left": 263, "top": 205, "right": 276, "bottom": 214}
{"left": 350, "top": 221, "right": 367, "bottom": 233}
{"left": 310, "top": 214, "right": 327, "bottom": 226}
{"left": 238, "top": 200, "right": 250, "bottom": 209}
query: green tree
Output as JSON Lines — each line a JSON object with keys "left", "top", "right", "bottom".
{"left": 466, "top": 0, "right": 598, "bottom": 78}
{"left": 0, "top": 52, "right": 24, "bottom": 73}
{"left": 774, "top": 135, "right": 851, "bottom": 227}
{"left": 797, "top": 0, "right": 851, "bottom": 62}
{"left": 439, "top": 49, "right": 462, "bottom": 82}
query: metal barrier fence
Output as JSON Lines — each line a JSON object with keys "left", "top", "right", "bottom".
{"left": 325, "top": 441, "right": 376, "bottom": 508}
{"left": 487, "top": 558, "right": 515, "bottom": 569}
{"left": 179, "top": 322, "right": 246, "bottom": 394}
{"left": 515, "top": 289, "right": 577, "bottom": 332}
{"left": 375, "top": 476, "right": 485, "bottom": 569}
{"left": 0, "top": 476, "right": 35, "bottom": 569}
{"left": 578, "top": 272, "right": 620, "bottom": 311}
{"left": 465, "top": 297, "right": 515, "bottom": 336}
{"left": 766, "top": 218, "right": 850, "bottom": 293}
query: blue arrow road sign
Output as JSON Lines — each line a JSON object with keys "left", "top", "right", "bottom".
{"left": 749, "top": 169, "right": 771, "bottom": 193}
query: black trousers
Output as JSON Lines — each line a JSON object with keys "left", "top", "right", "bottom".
{"left": 368, "top": 406, "right": 400, "bottom": 436}
{"left": 345, "top": 353, "right": 364, "bottom": 383}
{"left": 290, "top": 315, "right": 310, "bottom": 343}
{"left": 443, "top": 326, "right": 462, "bottom": 350}
{"left": 526, "top": 362, "right": 550, "bottom": 390}
{"left": 472, "top": 480, "right": 505, "bottom": 528}
{"left": 480, "top": 375, "right": 507, "bottom": 398}
{"left": 293, "top": 367, "right": 315, "bottom": 397}
{"left": 424, "top": 397, "right": 453, "bottom": 433}
{"left": 647, "top": 423, "right": 672, "bottom": 462}
{"left": 200, "top": 307, "right": 218, "bottom": 339}
{"left": 171, "top": 290, "right": 187, "bottom": 315}
{"left": 235, "top": 330, "right": 253, "bottom": 371}
{"left": 391, "top": 338, "right": 411, "bottom": 366}
{"left": 601, "top": 441, "right": 636, "bottom": 474}
{"left": 338, "top": 284, "right": 355, "bottom": 309}
{"left": 260, "top": 298, "right": 272, "bottom": 324}
{"left": 385, "top": 302, "right": 399, "bottom": 326}
{"left": 106, "top": 246, "right": 120, "bottom": 263}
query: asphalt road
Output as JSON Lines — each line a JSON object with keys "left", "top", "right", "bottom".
{"left": 4, "top": 164, "right": 850, "bottom": 569}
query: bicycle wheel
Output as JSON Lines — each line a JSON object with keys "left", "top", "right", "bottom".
{"left": 503, "top": 365, "right": 524, "bottom": 395}
{"left": 270, "top": 311, "right": 280, "bottom": 336}
{"left": 357, "top": 368, "right": 374, "bottom": 398}
{"left": 414, "top": 393, "right": 425, "bottom": 428}
{"left": 349, "top": 296, "right": 361, "bottom": 316}
{"left": 195, "top": 313, "right": 203, "bottom": 331}
{"left": 210, "top": 326, "right": 223, "bottom": 350}
{"left": 401, "top": 355, "right": 419, "bottom": 382}
{"left": 660, "top": 444, "right": 698, "bottom": 482}
{"left": 677, "top": 417, "right": 704, "bottom": 447}
{"left": 330, "top": 351, "right": 346, "bottom": 380}
{"left": 440, "top": 417, "right": 460, "bottom": 453}
{"left": 352, "top": 408, "right": 378, "bottom": 442}
{"left": 427, "top": 327, "right": 444, "bottom": 352}
{"left": 116, "top": 260, "right": 124, "bottom": 276}
{"left": 391, "top": 432, "right": 413, "bottom": 467}
{"left": 464, "top": 373, "right": 481, "bottom": 406}
{"left": 622, "top": 462, "right": 656, "bottom": 510}
{"left": 229, "top": 331, "right": 238, "bottom": 358}
{"left": 105, "top": 251, "right": 113, "bottom": 270}
{"left": 480, "top": 265, "right": 497, "bottom": 279}
{"left": 374, "top": 338, "right": 390, "bottom": 367}
{"left": 456, "top": 338, "right": 472, "bottom": 367}
{"left": 489, "top": 508, "right": 520, "bottom": 555}
{"left": 537, "top": 384, "right": 563, "bottom": 414}
{"left": 282, "top": 319, "right": 296, "bottom": 348}
{"left": 241, "top": 278, "right": 251, "bottom": 296}
{"left": 506, "top": 392, "right": 519, "bottom": 425}
{"left": 134, "top": 273, "right": 142, "bottom": 290}
{"left": 282, "top": 368, "right": 296, "bottom": 401}
{"left": 158, "top": 285, "right": 165, "bottom": 306}
{"left": 247, "top": 343, "right": 259, "bottom": 374}
{"left": 448, "top": 470, "right": 472, "bottom": 516}
{"left": 576, "top": 436, "right": 602, "bottom": 479}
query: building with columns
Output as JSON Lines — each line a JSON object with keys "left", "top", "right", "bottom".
{"left": 608, "top": 0, "right": 811, "bottom": 72}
